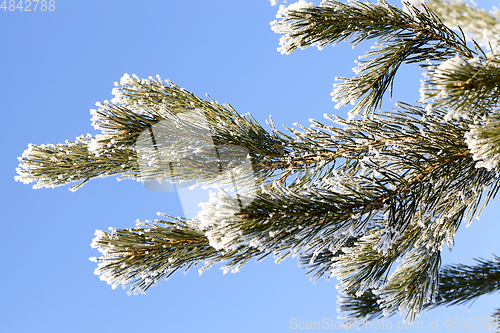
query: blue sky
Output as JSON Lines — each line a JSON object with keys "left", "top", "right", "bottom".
{"left": 2, "top": 0, "right": 500, "bottom": 332}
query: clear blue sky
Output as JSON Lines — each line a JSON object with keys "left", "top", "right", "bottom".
{"left": 2, "top": 1, "right": 500, "bottom": 332}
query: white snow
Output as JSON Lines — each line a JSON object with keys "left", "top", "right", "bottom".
{"left": 270, "top": 0, "right": 315, "bottom": 54}
{"left": 465, "top": 125, "right": 500, "bottom": 171}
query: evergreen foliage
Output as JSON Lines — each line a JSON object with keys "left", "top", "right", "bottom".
{"left": 15, "top": 0, "right": 500, "bottom": 326}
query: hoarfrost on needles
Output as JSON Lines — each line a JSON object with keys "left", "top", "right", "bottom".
{"left": 465, "top": 125, "right": 500, "bottom": 171}
{"left": 270, "top": 0, "right": 315, "bottom": 54}
{"left": 432, "top": 54, "right": 468, "bottom": 99}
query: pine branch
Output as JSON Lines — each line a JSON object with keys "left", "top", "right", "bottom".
{"left": 66, "top": 94, "right": 498, "bottom": 320}
{"left": 17, "top": 68, "right": 500, "bottom": 321}
{"left": 373, "top": 249, "right": 441, "bottom": 321}
{"left": 14, "top": 135, "right": 139, "bottom": 192}
{"left": 86, "top": 101, "right": 492, "bottom": 303}
{"left": 282, "top": 103, "right": 500, "bottom": 321}
{"left": 465, "top": 113, "right": 500, "bottom": 171}
{"left": 434, "top": 255, "right": 500, "bottom": 307}
{"left": 271, "top": 0, "right": 476, "bottom": 118}
{"left": 323, "top": 156, "right": 500, "bottom": 320}
{"left": 425, "top": 0, "right": 500, "bottom": 51}
{"left": 15, "top": 75, "right": 301, "bottom": 191}
{"left": 198, "top": 102, "right": 480, "bottom": 259}
{"left": 420, "top": 52, "right": 500, "bottom": 119}
{"left": 338, "top": 254, "right": 500, "bottom": 321}
{"left": 90, "top": 215, "right": 270, "bottom": 294}
{"left": 15, "top": 0, "right": 500, "bottom": 321}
